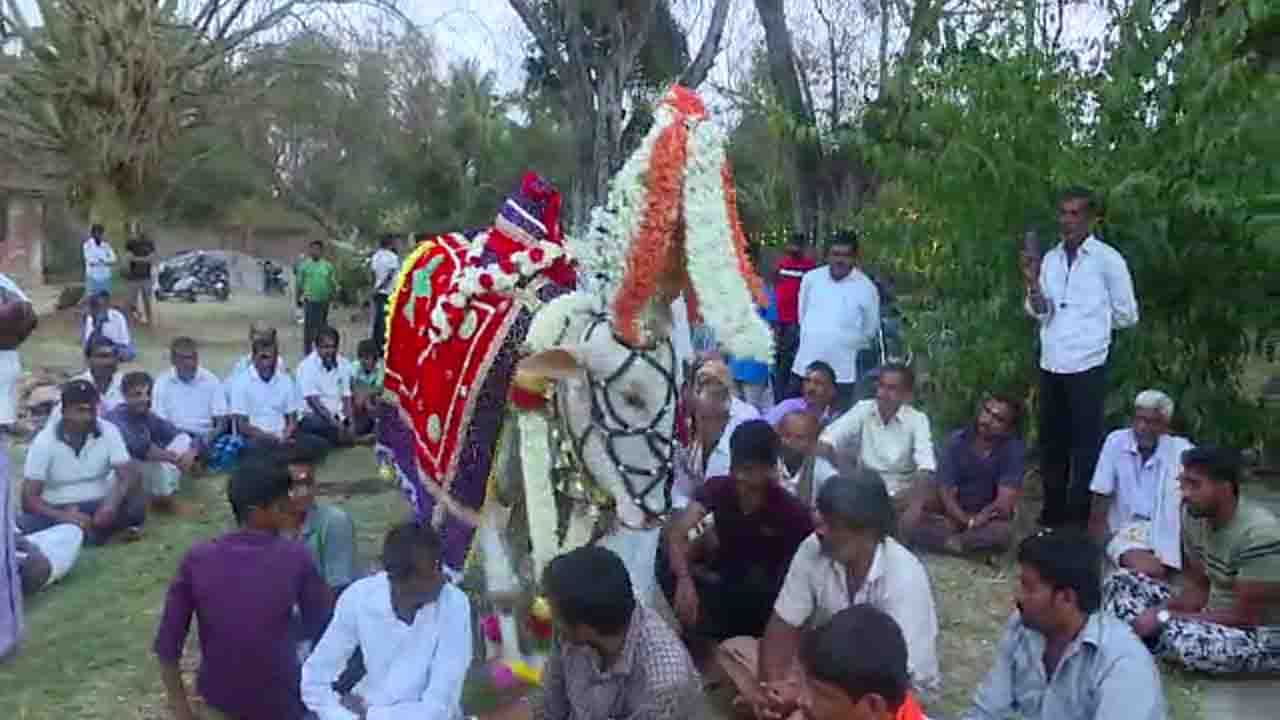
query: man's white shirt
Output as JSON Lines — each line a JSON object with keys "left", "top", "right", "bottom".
{"left": 82, "top": 309, "right": 131, "bottom": 349}
{"left": 228, "top": 367, "right": 301, "bottom": 439}
{"left": 792, "top": 266, "right": 880, "bottom": 383}
{"left": 82, "top": 238, "right": 116, "bottom": 281}
{"left": 820, "top": 399, "right": 937, "bottom": 497}
{"left": 1026, "top": 235, "right": 1138, "bottom": 374}
{"left": 774, "top": 534, "right": 941, "bottom": 692}
{"left": 297, "top": 352, "right": 354, "bottom": 420}
{"left": 1089, "top": 429, "right": 1192, "bottom": 568}
{"left": 24, "top": 419, "right": 131, "bottom": 505}
{"left": 370, "top": 249, "right": 401, "bottom": 295}
{"left": 301, "top": 573, "right": 472, "bottom": 720}
{"left": 152, "top": 367, "right": 228, "bottom": 436}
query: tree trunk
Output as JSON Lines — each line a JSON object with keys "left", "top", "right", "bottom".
{"left": 753, "top": 0, "right": 822, "bottom": 237}
{"left": 89, "top": 178, "right": 129, "bottom": 249}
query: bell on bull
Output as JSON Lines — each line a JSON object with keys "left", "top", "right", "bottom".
{"left": 375, "top": 83, "right": 772, "bottom": 673}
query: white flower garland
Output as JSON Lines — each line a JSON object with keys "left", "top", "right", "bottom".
{"left": 682, "top": 121, "right": 775, "bottom": 360}
{"left": 519, "top": 410, "right": 561, "bottom": 578}
{"left": 426, "top": 231, "right": 571, "bottom": 344}
{"left": 570, "top": 103, "right": 676, "bottom": 298}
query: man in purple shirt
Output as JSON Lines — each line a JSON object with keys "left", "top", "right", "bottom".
{"left": 155, "top": 462, "right": 332, "bottom": 720}
{"left": 105, "top": 371, "right": 198, "bottom": 515}
{"left": 659, "top": 420, "right": 814, "bottom": 658}
{"left": 902, "top": 394, "right": 1026, "bottom": 555}
{"left": 765, "top": 361, "right": 839, "bottom": 428}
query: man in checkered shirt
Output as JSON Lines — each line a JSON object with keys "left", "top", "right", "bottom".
{"left": 480, "top": 546, "right": 705, "bottom": 720}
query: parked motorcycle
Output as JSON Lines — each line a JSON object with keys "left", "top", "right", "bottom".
{"left": 155, "top": 251, "right": 231, "bottom": 302}
{"left": 261, "top": 259, "right": 288, "bottom": 296}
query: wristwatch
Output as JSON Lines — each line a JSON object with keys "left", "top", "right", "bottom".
{"left": 1156, "top": 609, "right": 1172, "bottom": 626}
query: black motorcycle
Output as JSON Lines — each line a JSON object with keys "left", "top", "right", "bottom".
{"left": 261, "top": 259, "right": 288, "bottom": 295}
{"left": 156, "top": 252, "right": 230, "bottom": 302}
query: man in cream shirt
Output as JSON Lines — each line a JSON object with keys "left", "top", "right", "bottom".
{"left": 818, "top": 364, "right": 936, "bottom": 501}
{"left": 790, "top": 232, "right": 879, "bottom": 409}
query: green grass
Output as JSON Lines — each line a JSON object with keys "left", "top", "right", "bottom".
{"left": 1, "top": 294, "right": 1209, "bottom": 719}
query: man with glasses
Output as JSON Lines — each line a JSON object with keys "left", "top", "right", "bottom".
{"left": 901, "top": 395, "right": 1026, "bottom": 556}
{"left": 152, "top": 337, "right": 229, "bottom": 453}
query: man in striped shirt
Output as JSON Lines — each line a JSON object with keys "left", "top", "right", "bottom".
{"left": 1103, "top": 446, "right": 1280, "bottom": 673}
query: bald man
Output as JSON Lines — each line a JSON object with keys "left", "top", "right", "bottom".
{"left": 777, "top": 411, "right": 837, "bottom": 506}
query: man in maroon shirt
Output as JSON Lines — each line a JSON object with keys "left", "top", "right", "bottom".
{"left": 773, "top": 233, "right": 816, "bottom": 399}
{"left": 155, "top": 462, "right": 332, "bottom": 720}
{"left": 659, "top": 419, "right": 814, "bottom": 660}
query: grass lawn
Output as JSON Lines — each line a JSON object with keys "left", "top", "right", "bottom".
{"left": 1, "top": 294, "right": 1209, "bottom": 719}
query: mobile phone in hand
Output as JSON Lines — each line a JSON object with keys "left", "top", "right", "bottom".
{"left": 1022, "top": 228, "right": 1041, "bottom": 259}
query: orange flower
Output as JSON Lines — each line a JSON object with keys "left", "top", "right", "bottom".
{"left": 720, "top": 161, "right": 768, "bottom": 307}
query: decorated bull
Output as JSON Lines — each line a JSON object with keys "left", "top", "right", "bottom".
{"left": 375, "top": 86, "right": 772, "bottom": 675}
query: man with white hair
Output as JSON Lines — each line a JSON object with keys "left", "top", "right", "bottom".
{"left": 1087, "top": 389, "right": 1192, "bottom": 579}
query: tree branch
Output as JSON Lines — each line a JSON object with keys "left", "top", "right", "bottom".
{"left": 680, "top": 0, "right": 733, "bottom": 89}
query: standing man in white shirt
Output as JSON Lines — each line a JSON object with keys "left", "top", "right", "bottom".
{"left": 0, "top": 273, "right": 34, "bottom": 433}
{"left": 1087, "top": 389, "right": 1192, "bottom": 579}
{"left": 152, "top": 336, "right": 230, "bottom": 449}
{"left": 82, "top": 224, "right": 116, "bottom": 298}
{"left": 302, "top": 521, "right": 471, "bottom": 720}
{"left": 792, "top": 232, "right": 879, "bottom": 410}
{"left": 369, "top": 234, "right": 401, "bottom": 353}
{"left": 1022, "top": 188, "right": 1139, "bottom": 529}
{"left": 297, "top": 325, "right": 355, "bottom": 448}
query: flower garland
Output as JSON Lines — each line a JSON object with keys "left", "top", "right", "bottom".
{"left": 425, "top": 231, "right": 571, "bottom": 345}
{"left": 518, "top": 409, "right": 561, "bottom": 578}
{"left": 571, "top": 101, "right": 676, "bottom": 299}
{"left": 681, "top": 115, "right": 774, "bottom": 360}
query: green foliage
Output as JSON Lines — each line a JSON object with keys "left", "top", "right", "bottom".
{"left": 866, "top": 11, "right": 1280, "bottom": 448}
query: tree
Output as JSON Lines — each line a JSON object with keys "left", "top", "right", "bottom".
{"left": 0, "top": 0, "right": 400, "bottom": 240}
{"left": 509, "top": 0, "right": 733, "bottom": 229}
{"left": 865, "top": 2, "right": 1280, "bottom": 448}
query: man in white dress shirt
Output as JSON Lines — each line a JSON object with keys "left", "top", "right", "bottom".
{"left": 297, "top": 325, "right": 355, "bottom": 448}
{"left": 369, "top": 234, "right": 401, "bottom": 353}
{"left": 791, "top": 232, "right": 880, "bottom": 410}
{"left": 1022, "top": 187, "right": 1139, "bottom": 529}
{"left": 1088, "top": 390, "right": 1192, "bottom": 579}
{"left": 152, "top": 336, "right": 229, "bottom": 448}
{"left": 82, "top": 224, "right": 116, "bottom": 297}
{"left": 302, "top": 521, "right": 471, "bottom": 720}
{"left": 229, "top": 337, "right": 313, "bottom": 457}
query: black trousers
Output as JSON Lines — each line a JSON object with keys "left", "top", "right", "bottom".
{"left": 1038, "top": 365, "right": 1108, "bottom": 529}
{"left": 303, "top": 300, "right": 330, "bottom": 356}
{"left": 774, "top": 323, "right": 801, "bottom": 400}
{"left": 371, "top": 292, "right": 390, "bottom": 352}
{"left": 655, "top": 540, "right": 780, "bottom": 642}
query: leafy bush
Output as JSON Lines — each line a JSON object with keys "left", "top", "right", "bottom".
{"left": 865, "top": 11, "right": 1280, "bottom": 449}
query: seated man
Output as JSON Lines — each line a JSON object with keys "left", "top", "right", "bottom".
{"left": 20, "top": 380, "right": 146, "bottom": 545}
{"left": 482, "top": 546, "right": 704, "bottom": 720}
{"left": 296, "top": 325, "right": 355, "bottom": 448}
{"left": 1088, "top": 389, "right": 1192, "bottom": 579}
{"left": 659, "top": 420, "right": 814, "bottom": 655}
{"left": 302, "top": 522, "right": 471, "bottom": 719}
{"left": 800, "top": 606, "right": 928, "bottom": 720}
{"left": 818, "top": 364, "right": 936, "bottom": 502}
{"left": 229, "top": 337, "right": 310, "bottom": 457}
{"left": 673, "top": 358, "right": 760, "bottom": 505}
{"left": 1104, "top": 446, "right": 1280, "bottom": 674}
{"left": 81, "top": 291, "right": 135, "bottom": 361}
{"left": 966, "top": 530, "right": 1165, "bottom": 720}
{"left": 719, "top": 471, "right": 941, "bottom": 720}
{"left": 766, "top": 360, "right": 841, "bottom": 429}
{"left": 152, "top": 336, "right": 229, "bottom": 450}
{"left": 16, "top": 523, "right": 84, "bottom": 594}
{"left": 281, "top": 443, "right": 357, "bottom": 594}
{"left": 47, "top": 334, "right": 126, "bottom": 425}
{"left": 105, "top": 371, "right": 198, "bottom": 515}
{"left": 776, "top": 410, "right": 838, "bottom": 505}
{"left": 349, "top": 338, "right": 384, "bottom": 440}
{"left": 902, "top": 394, "right": 1025, "bottom": 556}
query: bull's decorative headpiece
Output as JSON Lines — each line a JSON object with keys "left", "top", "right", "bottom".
{"left": 572, "top": 85, "right": 773, "bottom": 360}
